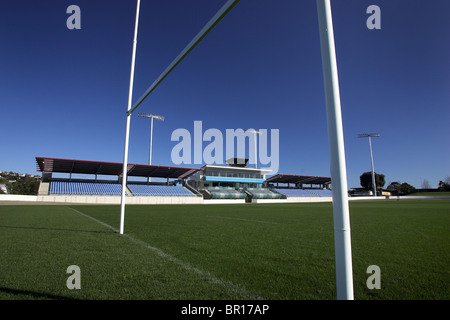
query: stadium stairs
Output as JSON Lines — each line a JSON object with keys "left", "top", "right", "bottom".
{"left": 201, "top": 186, "right": 247, "bottom": 200}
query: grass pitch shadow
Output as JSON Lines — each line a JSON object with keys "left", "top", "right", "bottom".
{"left": 0, "top": 286, "right": 78, "bottom": 300}
{"left": 0, "top": 225, "right": 114, "bottom": 235}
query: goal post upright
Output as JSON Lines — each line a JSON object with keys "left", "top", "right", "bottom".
{"left": 120, "top": 0, "right": 240, "bottom": 235}
{"left": 317, "top": 0, "right": 354, "bottom": 300}
{"left": 120, "top": 0, "right": 141, "bottom": 235}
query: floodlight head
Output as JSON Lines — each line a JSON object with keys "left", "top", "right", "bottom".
{"left": 358, "top": 133, "right": 380, "bottom": 138}
{"left": 138, "top": 112, "right": 165, "bottom": 121}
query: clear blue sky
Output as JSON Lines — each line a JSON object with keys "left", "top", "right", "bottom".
{"left": 1, "top": 0, "right": 449, "bottom": 189}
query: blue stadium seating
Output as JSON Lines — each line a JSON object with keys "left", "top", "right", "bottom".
{"left": 128, "top": 184, "right": 194, "bottom": 197}
{"left": 50, "top": 181, "right": 125, "bottom": 195}
{"left": 310, "top": 189, "right": 333, "bottom": 197}
{"left": 274, "top": 188, "right": 318, "bottom": 197}
{"left": 274, "top": 188, "right": 332, "bottom": 197}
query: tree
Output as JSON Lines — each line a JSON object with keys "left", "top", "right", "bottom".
{"left": 398, "top": 182, "right": 415, "bottom": 195}
{"left": 421, "top": 179, "right": 431, "bottom": 189}
{"left": 9, "top": 178, "right": 39, "bottom": 195}
{"left": 360, "top": 171, "right": 385, "bottom": 191}
{"left": 0, "top": 172, "right": 40, "bottom": 195}
{"left": 387, "top": 181, "right": 401, "bottom": 192}
{"left": 438, "top": 177, "right": 450, "bottom": 191}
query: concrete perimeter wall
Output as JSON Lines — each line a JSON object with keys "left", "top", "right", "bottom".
{"left": 203, "top": 199, "right": 246, "bottom": 204}
{"left": 285, "top": 197, "right": 333, "bottom": 203}
{"left": 349, "top": 195, "right": 450, "bottom": 201}
{"left": 2, "top": 194, "right": 449, "bottom": 205}
{"left": 251, "top": 199, "right": 288, "bottom": 204}
{"left": 0, "top": 195, "right": 39, "bottom": 202}
{"left": 36, "top": 195, "right": 203, "bottom": 205}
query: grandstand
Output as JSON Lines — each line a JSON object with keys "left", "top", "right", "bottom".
{"left": 34, "top": 157, "right": 333, "bottom": 204}
{"left": 187, "top": 158, "right": 285, "bottom": 203}
{"left": 267, "top": 174, "right": 333, "bottom": 202}
{"left": 35, "top": 157, "right": 203, "bottom": 204}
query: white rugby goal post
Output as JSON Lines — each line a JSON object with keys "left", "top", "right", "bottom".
{"left": 119, "top": 0, "right": 353, "bottom": 300}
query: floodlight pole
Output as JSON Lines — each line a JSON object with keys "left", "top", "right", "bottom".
{"left": 368, "top": 136, "right": 376, "bottom": 196}
{"left": 139, "top": 113, "right": 165, "bottom": 183}
{"left": 120, "top": 0, "right": 141, "bottom": 235}
{"left": 150, "top": 117, "right": 154, "bottom": 167}
{"left": 246, "top": 129, "right": 262, "bottom": 169}
{"left": 358, "top": 133, "right": 380, "bottom": 197}
{"left": 317, "top": 0, "right": 354, "bottom": 300}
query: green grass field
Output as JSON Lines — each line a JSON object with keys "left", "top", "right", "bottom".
{"left": 0, "top": 200, "right": 449, "bottom": 300}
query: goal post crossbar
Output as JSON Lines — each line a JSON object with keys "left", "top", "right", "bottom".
{"left": 127, "top": 0, "right": 241, "bottom": 117}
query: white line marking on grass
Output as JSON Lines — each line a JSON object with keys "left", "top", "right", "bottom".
{"left": 70, "top": 207, "right": 119, "bottom": 233}
{"left": 209, "top": 216, "right": 280, "bottom": 225}
{"left": 68, "top": 207, "right": 263, "bottom": 300}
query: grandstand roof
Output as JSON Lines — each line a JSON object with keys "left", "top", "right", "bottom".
{"left": 35, "top": 157, "right": 202, "bottom": 179}
{"left": 266, "top": 174, "right": 331, "bottom": 185}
